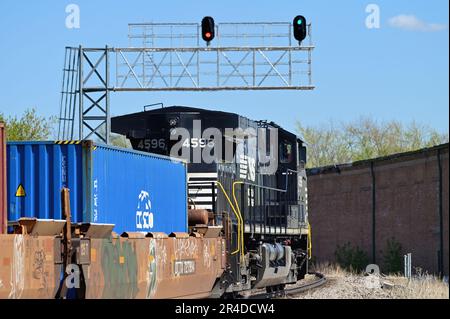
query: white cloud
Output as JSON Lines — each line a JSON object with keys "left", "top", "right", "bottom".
{"left": 388, "top": 14, "right": 447, "bottom": 32}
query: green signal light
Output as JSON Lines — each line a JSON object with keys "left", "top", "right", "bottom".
{"left": 297, "top": 20, "right": 302, "bottom": 25}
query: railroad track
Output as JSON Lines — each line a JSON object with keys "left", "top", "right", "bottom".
{"left": 241, "top": 272, "right": 327, "bottom": 299}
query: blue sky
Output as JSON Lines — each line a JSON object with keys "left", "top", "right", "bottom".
{"left": 0, "top": 0, "right": 448, "bottom": 135}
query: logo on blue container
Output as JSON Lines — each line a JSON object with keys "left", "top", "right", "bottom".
{"left": 136, "top": 190, "right": 154, "bottom": 230}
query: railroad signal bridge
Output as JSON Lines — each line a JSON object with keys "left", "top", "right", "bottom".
{"left": 58, "top": 19, "right": 315, "bottom": 144}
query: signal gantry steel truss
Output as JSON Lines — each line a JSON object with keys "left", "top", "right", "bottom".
{"left": 58, "top": 22, "right": 315, "bottom": 144}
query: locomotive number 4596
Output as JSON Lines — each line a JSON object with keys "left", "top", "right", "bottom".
{"left": 137, "top": 138, "right": 166, "bottom": 150}
{"left": 182, "top": 138, "right": 214, "bottom": 148}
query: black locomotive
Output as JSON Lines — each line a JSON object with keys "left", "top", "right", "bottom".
{"left": 112, "top": 105, "right": 310, "bottom": 296}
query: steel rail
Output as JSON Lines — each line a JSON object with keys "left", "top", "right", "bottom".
{"left": 242, "top": 272, "right": 327, "bottom": 299}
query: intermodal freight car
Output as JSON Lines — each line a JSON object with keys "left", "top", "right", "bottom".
{"left": 0, "top": 219, "right": 226, "bottom": 299}
{"left": 1, "top": 134, "right": 226, "bottom": 299}
{"left": 0, "top": 105, "right": 312, "bottom": 298}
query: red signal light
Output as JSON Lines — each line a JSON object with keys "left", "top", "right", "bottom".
{"left": 201, "top": 16, "right": 215, "bottom": 42}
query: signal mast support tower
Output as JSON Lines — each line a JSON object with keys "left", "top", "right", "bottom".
{"left": 58, "top": 20, "right": 314, "bottom": 144}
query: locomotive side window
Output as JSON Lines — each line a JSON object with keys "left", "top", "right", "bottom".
{"left": 280, "top": 140, "right": 293, "bottom": 163}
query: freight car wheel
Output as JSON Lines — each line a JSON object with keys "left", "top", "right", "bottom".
{"left": 266, "top": 284, "right": 285, "bottom": 297}
{"left": 222, "top": 292, "right": 240, "bottom": 299}
{"left": 246, "top": 273, "right": 327, "bottom": 299}
{"left": 298, "top": 267, "right": 307, "bottom": 280}
{"left": 297, "top": 258, "right": 308, "bottom": 280}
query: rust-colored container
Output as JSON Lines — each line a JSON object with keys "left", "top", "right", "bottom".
{"left": 0, "top": 123, "right": 6, "bottom": 234}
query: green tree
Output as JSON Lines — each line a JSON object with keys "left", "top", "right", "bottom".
{"left": 334, "top": 242, "right": 369, "bottom": 273}
{"left": 297, "top": 117, "right": 449, "bottom": 168}
{"left": 0, "top": 108, "right": 57, "bottom": 141}
{"left": 110, "top": 133, "right": 131, "bottom": 148}
{"left": 93, "top": 124, "right": 131, "bottom": 148}
{"left": 381, "top": 237, "right": 403, "bottom": 274}
{"left": 296, "top": 120, "right": 352, "bottom": 167}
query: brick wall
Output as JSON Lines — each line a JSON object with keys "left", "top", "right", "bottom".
{"left": 307, "top": 144, "right": 449, "bottom": 276}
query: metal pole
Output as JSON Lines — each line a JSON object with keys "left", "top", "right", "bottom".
{"left": 170, "top": 25, "right": 173, "bottom": 87}
{"left": 78, "top": 46, "right": 84, "bottom": 140}
{"left": 69, "top": 49, "right": 78, "bottom": 140}
{"left": 56, "top": 187, "right": 73, "bottom": 299}
{"left": 105, "top": 46, "right": 110, "bottom": 144}
{"left": 308, "top": 24, "right": 313, "bottom": 86}
{"left": 404, "top": 253, "right": 412, "bottom": 278}
{"left": 288, "top": 24, "right": 292, "bottom": 85}
{"left": 142, "top": 44, "right": 146, "bottom": 86}
{"left": 58, "top": 48, "right": 68, "bottom": 139}
{"left": 115, "top": 48, "right": 119, "bottom": 88}
{"left": 216, "top": 49, "right": 220, "bottom": 86}
{"left": 409, "top": 253, "right": 412, "bottom": 278}
{"left": 252, "top": 49, "right": 256, "bottom": 87}
{"left": 370, "top": 161, "right": 376, "bottom": 264}
{"left": 196, "top": 50, "right": 200, "bottom": 87}
{"left": 404, "top": 254, "right": 407, "bottom": 277}
{"left": 437, "top": 148, "right": 444, "bottom": 278}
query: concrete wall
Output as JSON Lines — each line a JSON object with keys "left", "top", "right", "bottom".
{"left": 307, "top": 144, "right": 449, "bottom": 276}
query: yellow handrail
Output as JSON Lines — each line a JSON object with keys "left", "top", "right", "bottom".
{"left": 232, "top": 181, "right": 245, "bottom": 259}
{"left": 307, "top": 222, "right": 312, "bottom": 260}
{"left": 215, "top": 181, "right": 241, "bottom": 255}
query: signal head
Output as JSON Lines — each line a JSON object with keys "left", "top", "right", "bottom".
{"left": 201, "top": 16, "right": 215, "bottom": 42}
{"left": 293, "top": 15, "right": 307, "bottom": 42}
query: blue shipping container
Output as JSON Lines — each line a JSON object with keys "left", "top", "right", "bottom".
{"left": 7, "top": 141, "right": 187, "bottom": 234}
